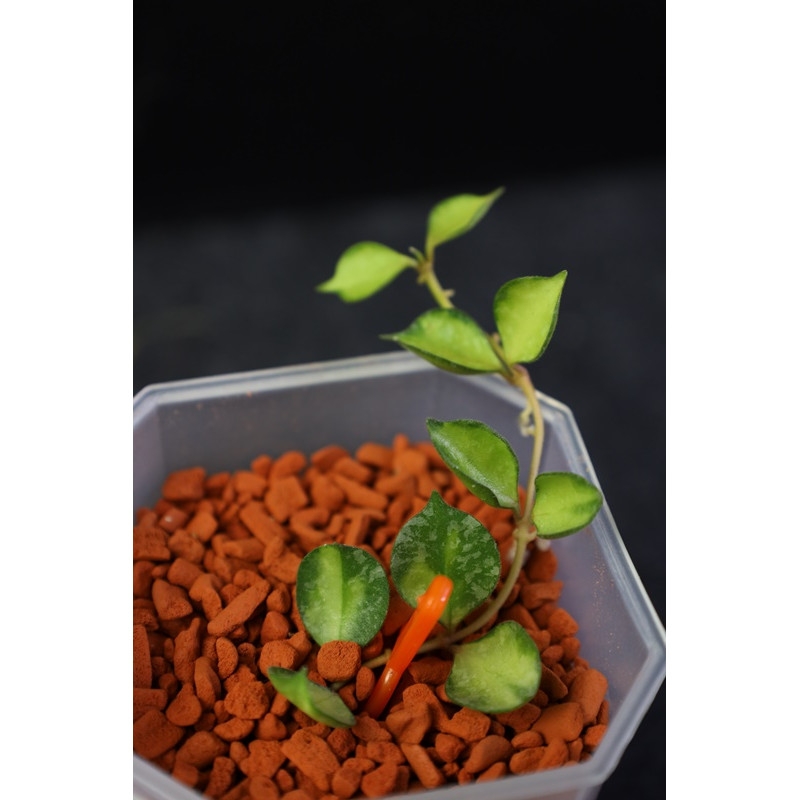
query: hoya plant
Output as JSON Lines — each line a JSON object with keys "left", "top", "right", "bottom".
{"left": 267, "top": 189, "right": 603, "bottom": 726}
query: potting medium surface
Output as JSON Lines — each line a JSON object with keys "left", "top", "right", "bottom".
{"left": 133, "top": 355, "right": 666, "bottom": 800}
{"left": 135, "top": 435, "right": 612, "bottom": 798}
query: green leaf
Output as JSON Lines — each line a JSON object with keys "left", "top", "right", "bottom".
{"left": 425, "top": 188, "right": 504, "bottom": 255}
{"left": 493, "top": 272, "right": 568, "bottom": 363}
{"left": 390, "top": 492, "right": 500, "bottom": 630}
{"left": 267, "top": 667, "right": 356, "bottom": 728}
{"left": 445, "top": 621, "right": 541, "bottom": 713}
{"left": 317, "top": 242, "right": 416, "bottom": 302}
{"left": 382, "top": 308, "right": 504, "bottom": 375}
{"left": 426, "top": 418, "right": 519, "bottom": 510}
{"left": 532, "top": 472, "right": 603, "bottom": 539}
{"left": 296, "top": 544, "right": 389, "bottom": 645}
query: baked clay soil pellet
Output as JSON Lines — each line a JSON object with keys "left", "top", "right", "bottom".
{"left": 317, "top": 641, "right": 362, "bottom": 683}
{"left": 134, "top": 438, "right": 611, "bottom": 799}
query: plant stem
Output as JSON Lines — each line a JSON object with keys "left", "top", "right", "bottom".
{"left": 360, "top": 256, "right": 549, "bottom": 672}
{"left": 363, "top": 366, "right": 548, "bottom": 672}
{"left": 416, "top": 257, "right": 454, "bottom": 309}
{"left": 509, "top": 365, "right": 544, "bottom": 523}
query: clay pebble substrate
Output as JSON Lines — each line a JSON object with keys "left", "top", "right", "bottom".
{"left": 133, "top": 435, "right": 610, "bottom": 800}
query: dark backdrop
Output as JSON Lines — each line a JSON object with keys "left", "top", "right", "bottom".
{"left": 135, "top": 3, "right": 665, "bottom": 797}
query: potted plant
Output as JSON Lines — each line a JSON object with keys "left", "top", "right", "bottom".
{"left": 133, "top": 189, "right": 665, "bottom": 800}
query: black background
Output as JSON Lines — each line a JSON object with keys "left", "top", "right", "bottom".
{"left": 135, "top": 2, "right": 664, "bottom": 797}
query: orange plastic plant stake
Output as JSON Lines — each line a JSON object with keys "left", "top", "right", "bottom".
{"left": 364, "top": 574, "right": 454, "bottom": 718}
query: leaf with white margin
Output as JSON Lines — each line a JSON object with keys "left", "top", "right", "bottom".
{"left": 426, "top": 418, "right": 520, "bottom": 510}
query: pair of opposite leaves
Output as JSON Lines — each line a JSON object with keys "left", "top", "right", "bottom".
{"left": 318, "top": 188, "right": 506, "bottom": 303}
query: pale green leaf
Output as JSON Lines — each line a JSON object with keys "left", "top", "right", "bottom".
{"left": 493, "top": 272, "right": 568, "bottom": 363}
{"left": 390, "top": 492, "right": 500, "bottom": 630}
{"left": 445, "top": 621, "right": 542, "bottom": 713}
{"left": 426, "top": 418, "right": 519, "bottom": 510}
{"left": 296, "top": 544, "right": 389, "bottom": 645}
{"left": 382, "top": 308, "right": 504, "bottom": 375}
{"left": 317, "top": 241, "right": 415, "bottom": 302}
{"left": 425, "top": 188, "right": 504, "bottom": 255}
{"left": 268, "top": 667, "right": 356, "bottom": 728}
{"left": 532, "top": 472, "right": 603, "bottom": 539}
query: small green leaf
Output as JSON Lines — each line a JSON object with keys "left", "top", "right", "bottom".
{"left": 426, "top": 418, "right": 519, "bottom": 510}
{"left": 317, "top": 242, "right": 416, "bottom": 302}
{"left": 493, "top": 272, "right": 568, "bottom": 363}
{"left": 445, "top": 621, "right": 541, "bottom": 713}
{"left": 532, "top": 472, "right": 603, "bottom": 539}
{"left": 296, "top": 544, "right": 389, "bottom": 645}
{"left": 382, "top": 308, "right": 504, "bottom": 375}
{"left": 425, "top": 188, "right": 504, "bottom": 255}
{"left": 390, "top": 492, "right": 500, "bottom": 630}
{"left": 268, "top": 667, "right": 356, "bottom": 728}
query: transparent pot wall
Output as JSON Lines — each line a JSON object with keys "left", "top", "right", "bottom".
{"left": 133, "top": 352, "right": 665, "bottom": 800}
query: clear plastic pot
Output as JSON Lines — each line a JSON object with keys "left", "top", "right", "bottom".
{"left": 133, "top": 352, "right": 665, "bottom": 800}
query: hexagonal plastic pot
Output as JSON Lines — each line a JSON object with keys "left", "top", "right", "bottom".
{"left": 133, "top": 351, "right": 665, "bottom": 800}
